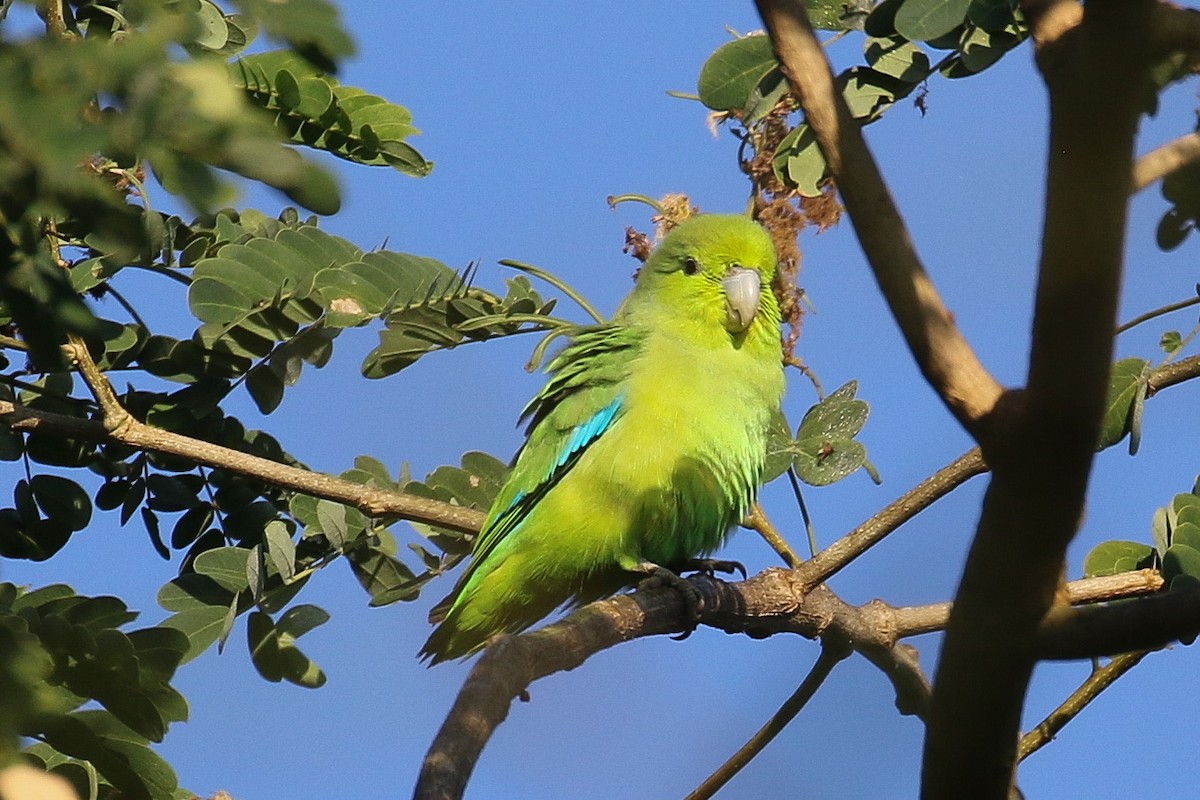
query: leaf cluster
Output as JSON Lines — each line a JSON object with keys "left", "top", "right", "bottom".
{"left": 696, "top": 0, "right": 1026, "bottom": 196}
{"left": 764, "top": 380, "right": 880, "bottom": 486}
{"left": 0, "top": 582, "right": 189, "bottom": 800}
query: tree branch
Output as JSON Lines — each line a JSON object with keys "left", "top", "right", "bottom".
{"left": 0, "top": 398, "right": 484, "bottom": 533}
{"left": 746, "top": 502, "right": 803, "bottom": 567}
{"left": 890, "top": 570, "right": 1164, "bottom": 638}
{"left": 414, "top": 565, "right": 1168, "bottom": 800}
{"left": 1017, "top": 650, "right": 1151, "bottom": 761}
{"left": 1148, "top": 352, "right": 1200, "bottom": 394}
{"left": 1037, "top": 582, "right": 1200, "bottom": 659}
{"left": 754, "top": 0, "right": 1003, "bottom": 434}
{"left": 1133, "top": 132, "right": 1200, "bottom": 194}
{"left": 1148, "top": 1, "right": 1200, "bottom": 58}
{"left": 414, "top": 570, "right": 932, "bottom": 800}
{"left": 683, "top": 639, "right": 850, "bottom": 800}
{"left": 797, "top": 448, "right": 986, "bottom": 588}
{"left": 925, "top": 2, "right": 1155, "bottom": 795}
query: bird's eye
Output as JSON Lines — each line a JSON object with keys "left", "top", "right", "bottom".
{"left": 682, "top": 257, "right": 700, "bottom": 276}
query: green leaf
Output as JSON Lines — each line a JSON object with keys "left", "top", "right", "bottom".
{"left": 246, "top": 610, "right": 326, "bottom": 688}
{"left": 762, "top": 409, "right": 797, "bottom": 484}
{"left": 1172, "top": 521, "right": 1200, "bottom": 551}
{"left": 38, "top": 710, "right": 178, "bottom": 800}
{"left": 276, "top": 604, "right": 329, "bottom": 638}
{"left": 229, "top": 0, "right": 354, "bottom": 71}
{"left": 1164, "top": 542, "right": 1200, "bottom": 582}
{"left": 159, "top": 606, "right": 230, "bottom": 664}
{"left": 967, "top": 0, "right": 1021, "bottom": 31}
{"left": 1157, "top": 209, "right": 1191, "bottom": 251}
{"left": 957, "top": 25, "right": 1021, "bottom": 75}
{"left": 792, "top": 382, "right": 873, "bottom": 487}
{"left": 193, "top": 0, "right": 230, "bottom": 50}
{"left": 895, "top": 0, "right": 972, "bottom": 41}
{"left": 1097, "top": 357, "right": 1150, "bottom": 452}
{"left": 1083, "top": 540, "right": 1156, "bottom": 577}
{"left": 697, "top": 35, "right": 778, "bottom": 112}
{"left": 347, "top": 546, "right": 422, "bottom": 606}
{"left": 839, "top": 66, "right": 905, "bottom": 121}
{"left": 1160, "top": 330, "right": 1183, "bottom": 355}
{"left": 315, "top": 501, "right": 349, "bottom": 549}
{"left": 230, "top": 51, "right": 430, "bottom": 176}
{"left": 1152, "top": 505, "right": 1170, "bottom": 557}
{"left": 192, "top": 547, "right": 252, "bottom": 594}
{"left": 807, "top": 0, "right": 872, "bottom": 30}
{"left": 170, "top": 505, "right": 214, "bottom": 550}
{"left": 30, "top": 475, "right": 93, "bottom": 532}
{"left": 264, "top": 521, "right": 296, "bottom": 581}
{"left": 864, "top": 37, "right": 931, "bottom": 81}
{"left": 772, "top": 124, "right": 826, "bottom": 198}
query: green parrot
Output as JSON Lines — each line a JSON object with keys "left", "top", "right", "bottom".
{"left": 420, "top": 214, "right": 785, "bottom": 664}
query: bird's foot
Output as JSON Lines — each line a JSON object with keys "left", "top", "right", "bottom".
{"left": 679, "top": 557, "right": 747, "bottom": 580}
{"left": 632, "top": 561, "right": 703, "bottom": 641}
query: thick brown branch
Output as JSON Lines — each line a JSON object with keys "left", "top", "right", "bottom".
{"left": 0, "top": 399, "right": 484, "bottom": 533}
{"left": 754, "top": 0, "right": 1003, "bottom": 433}
{"left": 925, "top": 2, "right": 1155, "bottom": 795}
{"left": 1148, "top": 1, "right": 1200, "bottom": 58}
{"left": 891, "top": 570, "right": 1164, "bottom": 638}
{"left": 1037, "top": 583, "right": 1200, "bottom": 659}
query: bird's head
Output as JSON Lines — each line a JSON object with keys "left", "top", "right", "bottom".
{"left": 625, "top": 214, "right": 781, "bottom": 344}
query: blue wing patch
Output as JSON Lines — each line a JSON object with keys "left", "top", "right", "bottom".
{"left": 477, "top": 395, "right": 624, "bottom": 558}
{"left": 551, "top": 396, "right": 622, "bottom": 476}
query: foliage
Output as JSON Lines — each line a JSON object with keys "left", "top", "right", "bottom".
{"left": 696, "top": 0, "right": 1026, "bottom": 198}
{"left": 2, "top": 0, "right": 1200, "bottom": 797}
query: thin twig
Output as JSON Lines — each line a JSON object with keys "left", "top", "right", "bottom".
{"left": 1115, "top": 293, "right": 1200, "bottom": 335}
{"left": 797, "top": 448, "right": 986, "bottom": 588}
{"left": 683, "top": 639, "right": 850, "bottom": 800}
{"left": 745, "top": 503, "right": 802, "bottom": 567}
{"left": 64, "top": 335, "right": 132, "bottom": 431}
{"left": 1017, "top": 650, "right": 1151, "bottom": 761}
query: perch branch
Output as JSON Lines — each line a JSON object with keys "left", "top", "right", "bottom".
{"left": 414, "top": 570, "right": 932, "bottom": 800}
{"left": 415, "top": 565, "right": 1168, "bottom": 800}
{"left": 754, "top": 0, "right": 1003, "bottom": 435}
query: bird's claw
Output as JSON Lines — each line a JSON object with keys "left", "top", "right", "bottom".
{"left": 633, "top": 562, "right": 703, "bottom": 639}
{"left": 680, "top": 557, "right": 747, "bottom": 580}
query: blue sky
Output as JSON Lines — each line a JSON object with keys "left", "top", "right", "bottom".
{"left": 7, "top": 2, "right": 1200, "bottom": 798}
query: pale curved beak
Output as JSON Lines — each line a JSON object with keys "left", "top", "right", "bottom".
{"left": 723, "top": 267, "right": 761, "bottom": 333}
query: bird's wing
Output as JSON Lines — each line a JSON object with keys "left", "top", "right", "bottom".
{"left": 428, "top": 324, "right": 644, "bottom": 623}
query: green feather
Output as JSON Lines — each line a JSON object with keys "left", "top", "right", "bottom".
{"left": 421, "top": 215, "right": 785, "bottom": 663}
